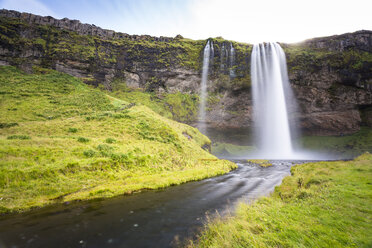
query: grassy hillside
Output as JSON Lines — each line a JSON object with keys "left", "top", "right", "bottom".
{"left": 0, "top": 66, "right": 236, "bottom": 213}
{"left": 106, "top": 78, "right": 200, "bottom": 123}
{"left": 189, "top": 153, "right": 372, "bottom": 247}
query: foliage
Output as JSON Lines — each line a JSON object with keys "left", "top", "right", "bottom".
{"left": 7, "top": 134, "right": 31, "bottom": 140}
{"left": 68, "top": 128, "right": 78, "bottom": 133}
{"left": 283, "top": 44, "right": 372, "bottom": 74}
{"left": 109, "top": 79, "right": 199, "bottom": 123}
{"left": 105, "top": 138, "right": 116, "bottom": 144}
{"left": 77, "top": 137, "right": 90, "bottom": 143}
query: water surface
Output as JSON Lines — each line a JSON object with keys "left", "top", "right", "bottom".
{"left": 0, "top": 161, "right": 299, "bottom": 248}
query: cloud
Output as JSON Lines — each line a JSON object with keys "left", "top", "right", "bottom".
{"left": 185, "top": 0, "right": 372, "bottom": 43}
{"left": 0, "top": 0, "right": 59, "bottom": 18}
{"left": 0, "top": 0, "right": 370, "bottom": 43}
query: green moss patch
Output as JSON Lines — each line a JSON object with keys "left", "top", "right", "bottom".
{"left": 247, "top": 159, "right": 273, "bottom": 167}
{"left": 300, "top": 127, "right": 372, "bottom": 157}
{"left": 212, "top": 142, "right": 255, "bottom": 157}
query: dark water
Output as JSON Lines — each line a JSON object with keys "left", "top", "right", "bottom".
{"left": 0, "top": 161, "right": 299, "bottom": 248}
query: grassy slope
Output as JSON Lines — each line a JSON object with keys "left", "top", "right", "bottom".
{"left": 0, "top": 66, "right": 236, "bottom": 213}
{"left": 189, "top": 153, "right": 372, "bottom": 247}
{"left": 106, "top": 79, "right": 200, "bottom": 123}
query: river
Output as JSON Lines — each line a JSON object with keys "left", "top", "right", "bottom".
{"left": 0, "top": 160, "right": 300, "bottom": 248}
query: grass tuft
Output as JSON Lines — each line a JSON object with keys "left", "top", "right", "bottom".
{"left": 105, "top": 138, "right": 116, "bottom": 144}
{"left": 7, "top": 134, "right": 31, "bottom": 140}
{"left": 68, "top": 128, "right": 78, "bottom": 133}
{"left": 77, "top": 137, "right": 90, "bottom": 143}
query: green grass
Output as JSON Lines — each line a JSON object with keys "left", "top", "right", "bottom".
{"left": 108, "top": 79, "right": 199, "bottom": 123}
{"left": 300, "top": 127, "right": 372, "bottom": 157}
{"left": 246, "top": 159, "right": 272, "bottom": 167}
{"left": 0, "top": 66, "right": 236, "bottom": 214}
{"left": 188, "top": 153, "right": 372, "bottom": 247}
{"left": 212, "top": 142, "right": 255, "bottom": 157}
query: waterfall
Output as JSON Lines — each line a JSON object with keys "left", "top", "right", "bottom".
{"left": 198, "top": 40, "right": 213, "bottom": 134}
{"left": 229, "top": 43, "right": 235, "bottom": 78}
{"left": 251, "top": 42, "right": 296, "bottom": 159}
{"left": 220, "top": 43, "right": 225, "bottom": 71}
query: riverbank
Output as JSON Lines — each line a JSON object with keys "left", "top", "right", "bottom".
{"left": 0, "top": 66, "right": 236, "bottom": 214}
{"left": 189, "top": 153, "right": 372, "bottom": 247}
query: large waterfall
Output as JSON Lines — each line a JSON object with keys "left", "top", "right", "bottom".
{"left": 251, "top": 42, "right": 296, "bottom": 159}
{"left": 198, "top": 40, "right": 213, "bottom": 134}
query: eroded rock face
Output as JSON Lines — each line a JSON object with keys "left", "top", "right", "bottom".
{"left": 0, "top": 9, "right": 371, "bottom": 136}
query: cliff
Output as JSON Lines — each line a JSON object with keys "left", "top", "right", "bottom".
{"left": 0, "top": 9, "right": 371, "bottom": 137}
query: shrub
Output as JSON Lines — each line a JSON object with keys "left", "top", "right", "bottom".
{"left": 83, "top": 149, "right": 96, "bottom": 157}
{"left": 68, "top": 127, "right": 78, "bottom": 133}
{"left": 7, "top": 135, "right": 31, "bottom": 140}
{"left": 97, "top": 144, "right": 114, "bottom": 157}
{"left": 77, "top": 137, "right": 90, "bottom": 143}
{"left": 0, "top": 122, "right": 18, "bottom": 128}
{"left": 105, "top": 138, "right": 116, "bottom": 144}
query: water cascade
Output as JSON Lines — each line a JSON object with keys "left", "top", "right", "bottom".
{"left": 220, "top": 43, "right": 226, "bottom": 71}
{"left": 198, "top": 40, "right": 213, "bottom": 134}
{"left": 229, "top": 43, "right": 235, "bottom": 78}
{"left": 251, "top": 42, "right": 296, "bottom": 159}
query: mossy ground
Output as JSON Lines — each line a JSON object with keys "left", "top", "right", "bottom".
{"left": 211, "top": 142, "right": 255, "bottom": 157}
{"left": 189, "top": 153, "right": 372, "bottom": 247}
{"left": 211, "top": 127, "right": 372, "bottom": 159}
{"left": 300, "top": 127, "right": 372, "bottom": 158}
{"left": 0, "top": 66, "right": 236, "bottom": 214}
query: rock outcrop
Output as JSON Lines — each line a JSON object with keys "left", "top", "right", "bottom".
{"left": 0, "top": 9, "right": 371, "bottom": 136}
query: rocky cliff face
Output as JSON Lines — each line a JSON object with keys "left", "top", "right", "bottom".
{"left": 0, "top": 9, "right": 371, "bottom": 137}
{"left": 284, "top": 31, "right": 372, "bottom": 135}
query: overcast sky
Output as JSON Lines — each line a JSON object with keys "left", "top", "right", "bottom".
{"left": 1, "top": 0, "right": 371, "bottom": 44}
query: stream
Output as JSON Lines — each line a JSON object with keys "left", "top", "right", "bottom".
{"left": 0, "top": 160, "right": 300, "bottom": 248}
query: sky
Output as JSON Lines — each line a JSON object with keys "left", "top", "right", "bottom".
{"left": 0, "top": 0, "right": 371, "bottom": 44}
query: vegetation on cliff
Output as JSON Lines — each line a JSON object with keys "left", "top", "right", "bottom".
{"left": 284, "top": 41, "right": 372, "bottom": 85}
{"left": 189, "top": 153, "right": 372, "bottom": 247}
{"left": 0, "top": 16, "right": 205, "bottom": 71}
{"left": 106, "top": 79, "right": 200, "bottom": 123}
{"left": 0, "top": 66, "right": 236, "bottom": 214}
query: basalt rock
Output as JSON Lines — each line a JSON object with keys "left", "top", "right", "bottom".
{"left": 0, "top": 9, "right": 371, "bottom": 136}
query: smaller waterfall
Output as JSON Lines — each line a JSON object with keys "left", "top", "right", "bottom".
{"left": 229, "top": 43, "right": 235, "bottom": 78}
{"left": 220, "top": 43, "right": 225, "bottom": 71}
{"left": 210, "top": 41, "right": 214, "bottom": 62}
{"left": 198, "top": 40, "right": 213, "bottom": 134}
{"left": 220, "top": 43, "right": 229, "bottom": 73}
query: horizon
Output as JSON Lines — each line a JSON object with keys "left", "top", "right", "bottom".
{"left": 0, "top": 0, "right": 371, "bottom": 44}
